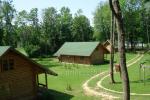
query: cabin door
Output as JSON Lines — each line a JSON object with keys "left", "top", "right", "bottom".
{"left": 0, "top": 83, "right": 12, "bottom": 100}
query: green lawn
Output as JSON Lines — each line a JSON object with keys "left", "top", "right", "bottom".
{"left": 37, "top": 58, "right": 108, "bottom": 100}
{"left": 101, "top": 53, "right": 150, "bottom": 99}
{"left": 88, "top": 52, "right": 138, "bottom": 88}
{"left": 34, "top": 52, "right": 137, "bottom": 100}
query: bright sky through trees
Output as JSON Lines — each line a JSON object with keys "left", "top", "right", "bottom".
{"left": 12, "top": 0, "right": 106, "bottom": 24}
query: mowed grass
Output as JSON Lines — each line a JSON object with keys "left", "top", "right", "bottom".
{"left": 101, "top": 52, "right": 150, "bottom": 99}
{"left": 34, "top": 52, "right": 137, "bottom": 100}
{"left": 88, "top": 52, "right": 137, "bottom": 87}
{"left": 36, "top": 58, "right": 108, "bottom": 100}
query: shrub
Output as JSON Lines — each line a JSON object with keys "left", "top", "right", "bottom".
{"left": 66, "top": 84, "right": 72, "bottom": 91}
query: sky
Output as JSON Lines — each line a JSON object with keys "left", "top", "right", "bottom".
{"left": 12, "top": 0, "right": 106, "bottom": 25}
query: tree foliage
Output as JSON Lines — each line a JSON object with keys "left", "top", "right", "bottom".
{"left": 94, "top": 0, "right": 150, "bottom": 49}
{"left": 72, "top": 10, "right": 93, "bottom": 41}
{"left": 0, "top": 1, "right": 93, "bottom": 57}
{"left": 0, "top": 0, "right": 149, "bottom": 57}
{"left": 93, "top": 2, "right": 111, "bottom": 42}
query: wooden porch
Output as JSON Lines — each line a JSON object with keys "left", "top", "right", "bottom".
{"left": 36, "top": 72, "right": 48, "bottom": 89}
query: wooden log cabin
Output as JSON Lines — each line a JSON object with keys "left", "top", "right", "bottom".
{"left": 54, "top": 42, "right": 109, "bottom": 65}
{"left": 103, "top": 40, "right": 118, "bottom": 53}
{"left": 0, "top": 46, "right": 57, "bottom": 100}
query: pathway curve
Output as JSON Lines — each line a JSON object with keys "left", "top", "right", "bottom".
{"left": 97, "top": 54, "right": 150, "bottom": 96}
{"left": 82, "top": 54, "right": 143, "bottom": 100}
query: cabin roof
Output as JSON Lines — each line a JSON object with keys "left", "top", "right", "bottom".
{"left": 103, "top": 40, "right": 111, "bottom": 46}
{"left": 15, "top": 47, "right": 29, "bottom": 57}
{"left": 54, "top": 42, "right": 101, "bottom": 57}
{"left": 0, "top": 46, "right": 57, "bottom": 76}
{"left": 0, "top": 46, "right": 10, "bottom": 57}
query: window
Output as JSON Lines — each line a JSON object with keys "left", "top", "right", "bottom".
{"left": 80, "top": 56, "right": 84, "bottom": 60}
{"left": 2, "top": 59, "right": 14, "bottom": 71}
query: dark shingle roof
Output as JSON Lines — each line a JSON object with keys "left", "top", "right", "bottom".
{"left": 54, "top": 42, "right": 100, "bottom": 57}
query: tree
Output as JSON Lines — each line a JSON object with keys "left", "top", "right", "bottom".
{"left": 122, "top": 0, "right": 143, "bottom": 50}
{"left": 72, "top": 9, "right": 93, "bottom": 41}
{"left": 0, "top": 0, "right": 4, "bottom": 45}
{"left": 93, "top": 2, "right": 111, "bottom": 42}
{"left": 109, "top": 0, "right": 130, "bottom": 100}
{"left": 110, "top": 12, "right": 115, "bottom": 83}
{"left": 144, "top": 0, "right": 150, "bottom": 48}
{"left": 42, "top": 7, "right": 60, "bottom": 54}
{"left": 15, "top": 10, "right": 29, "bottom": 47}
{"left": 15, "top": 8, "right": 41, "bottom": 57}
{"left": 24, "top": 8, "right": 40, "bottom": 56}
{"left": 59, "top": 7, "right": 73, "bottom": 44}
{"left": 2, "top": 0, "right": 16, "bottom": 46}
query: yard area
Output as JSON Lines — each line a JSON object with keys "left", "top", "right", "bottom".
{"left": 101, "top": 52, "right": 150, "bottom": 99}
{"left": 34, "top": 52, "right": 143, "bottom": 100}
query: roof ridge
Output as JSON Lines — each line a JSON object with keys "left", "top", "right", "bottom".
{"left": 65, "top": 41, "right": 100, "bottom": 43}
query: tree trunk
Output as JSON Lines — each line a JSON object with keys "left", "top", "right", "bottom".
{"left": 146, "top": 20, "right": 150, "bottom": 48}
{"left": 110, "top": 11, "right": 115, "bottom": 83}
{"left": 109, "top": 0, "right": 130, "bottom": 100}
{"left": 129, "top": 33, "right": 134, "bottom": 50}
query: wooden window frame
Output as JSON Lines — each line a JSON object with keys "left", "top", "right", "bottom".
{"left": 80, "top": 56, "right": 84, "bottom": 60}
{"left": 1, "top": 58, "right": 15, "bottom": 72}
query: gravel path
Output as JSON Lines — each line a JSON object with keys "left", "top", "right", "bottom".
{"left": 82, "top": 54, "right": 143, "bottom": 100}
{"left": 97, "top": 54, "right": 149, "bottom": 96}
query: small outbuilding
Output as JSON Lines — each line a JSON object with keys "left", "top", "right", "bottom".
{"left": 54, "top": 42, "right": 108, "bottom": 65}
{"left": 103, "top": 40, "right": 112, "bottom": 53}
{"left": 0, "top": 46, "right": 57, "bottom": 100}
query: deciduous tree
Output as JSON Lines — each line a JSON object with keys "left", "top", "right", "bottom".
{"left": 109, "top": 0, "right": 130, "bottom": 99}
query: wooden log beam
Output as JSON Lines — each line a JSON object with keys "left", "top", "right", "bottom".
{"left": 45, "top": 73, "right": 48, "bottom": 89}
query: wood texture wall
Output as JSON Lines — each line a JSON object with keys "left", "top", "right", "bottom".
{"left": 0, "top": 51, "right": 37, "bottom": 100}
{"left": 90, "top": 45, "right": 104, "bottom": 64}
{"left": 59, "top": 44, "right": 105, "bottom": 65}
{"left": 60, "top": 55, "right": 91, "bottom": 64}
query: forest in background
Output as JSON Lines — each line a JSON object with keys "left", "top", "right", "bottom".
{"left": 0, "top": 0, "right": 149, "bottom": 57}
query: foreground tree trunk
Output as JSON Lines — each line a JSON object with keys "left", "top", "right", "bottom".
{"left": 110, "top": 11, "right": 115, "bottom": 83}
{"left": 109, "top": 0, "right": 130, "bottom": 100}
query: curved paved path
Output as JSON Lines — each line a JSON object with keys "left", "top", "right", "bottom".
{"left": 82, "top": 54, "right": 144, "bottom": 99}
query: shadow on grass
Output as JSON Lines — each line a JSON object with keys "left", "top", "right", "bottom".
{"left": 110, "top": 79, "right": 150, "bottom": 85}
{"left": 38, "top": 89, "right": 74, "bottom": 100}
{"left": 33, "top": 58, "right": 61, "bottom": 68}
{"left": 130, "top": 80, "right": 143, "bottom": 84}
{"left": 92, "top": 60, "right": 110, "bottom": 65}
{"left": 33, "top": 58, "right": 53, "bottom": 61}
{"left": 113, "top": 81, "right": 122, "bottom": 84}
{"left": 41, "top": 63, "right": 61, "bottom": 68}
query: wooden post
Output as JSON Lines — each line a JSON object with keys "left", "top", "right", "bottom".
{"left": 143, "top": 67, "right": 145, "bottom": 85}
{"left": 139, "top": 66, "right": 141, "bottom": 81}
{"left": 45, "top": 73, "right": 48, "bottom": 89}
{"left": 36, "top": 74, "right": 39, "bottom": 86}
